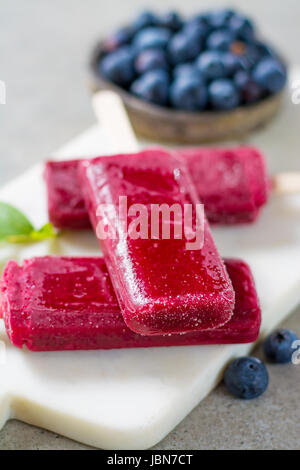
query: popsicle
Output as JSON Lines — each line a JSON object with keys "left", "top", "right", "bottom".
{"left": 78, "top": 149, "right": 235, "bottom": 335}
{"left": 178, "top": 146, "right": 270, "bottom": 224}
{"left": 0, "top": 256, "right": 260, "bottom": 351}
{"left": 44, "top": 146, "right": 270, "bottom": 228}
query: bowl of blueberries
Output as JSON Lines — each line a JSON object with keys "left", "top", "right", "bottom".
{"left": 89, "top": 8, "right": 287, "bottom": 143}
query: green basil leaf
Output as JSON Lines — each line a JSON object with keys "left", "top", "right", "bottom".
{"left": 0, "top": 202, "right": 34, "bottom": 240}
{"left": 0, "top": 203, "right": 58, "bottom": 244}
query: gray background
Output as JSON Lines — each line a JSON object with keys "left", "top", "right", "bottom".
{"left": 0, "top": 0, "right": 300, "bottom": 450}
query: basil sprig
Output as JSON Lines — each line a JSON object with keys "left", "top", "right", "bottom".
{"left": 0, "top": 202, "right": 57, "bottom": 244}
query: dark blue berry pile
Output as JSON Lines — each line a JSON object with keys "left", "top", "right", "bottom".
{"left": 98, "top": 9, "right": 287, "bottom": 111}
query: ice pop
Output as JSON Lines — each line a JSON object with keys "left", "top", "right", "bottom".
{"left": 45, "top": 146, "right": 269, "bottom": 229}
{"left": 78, "top": 149, "right": 235, "bottom": 335}
{"left": 0, "top": 256, "right": 260, "bottom": 351}
{"left": 178, "top": 146, "right": 270, "bottom": 224}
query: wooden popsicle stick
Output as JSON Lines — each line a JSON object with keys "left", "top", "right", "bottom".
{"left": 272, "top": 172, "right": 300, "bottom": 195}
{"left": 92, "top": 90, "right": 139, "bottom": 154}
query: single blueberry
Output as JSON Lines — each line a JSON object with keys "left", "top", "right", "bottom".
{"left": 132, "top": 11, "right": 158, "bottom": 32}
{"left": 206, "top": 9, "right": 235, "bottom": 29}
{"left": 183, "top": 21, "right": 208, "bottom": 41}
{"left": 208, "top": 78, "right": 240, "bottom": 110}
{"left": 159, "top": 11, "right": 183, "bottom": 31}
{"left": 196, "top": 51, "right": 226, "bottom": 80}
{"left": 133, "top": 27, "right": 171, "bottom": 52}
{"left": 263, "top": 329, "right": 300, "bottom": 364}
{"left": 246, "top": 43, "right": 265, "bottom": 66}
{"left": 222, "top": 52, "right": 244, "bottom": 76}
{"left": 173, "top": 62, "right": 200, "bottom": 79}
{"left": 168, "top": 30, "right": 203, "bottom": 65}
{"left": 229, "top": 14, "right": 255, "bottom": 42}
{"left": 170, "top": 75, "right": 208, "bottom": 111}
{"left": 234, "top": 70, "right": 263, "bottom": 103}
{"left": 135, "top": 49, "right": 168, "bottom": 75}
{"left": 100, "top": 46, "right": 135, "bottom": 87}
{"left": 224, "top": 357, "right": 269, "bottom": 399}
{"left": 103, "top": 27, "right": 133, "bottom": 52}
{"left": 207, "top": 29, "right": 235, "bottom": 51}
{"left": 253, "top": 58, "right": 287, "bottom": 94}
{"left": 130, "top": 69, "right": 169, "bottom": 106}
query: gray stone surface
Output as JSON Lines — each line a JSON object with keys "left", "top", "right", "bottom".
{"left": 1, "top": 0, "right": 300, "bottom": 450}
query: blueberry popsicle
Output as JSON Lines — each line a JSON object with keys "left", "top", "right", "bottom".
{"left": 44, "top": 146, "right": 269, "bottom": 229}
{"left": 0, "top": 257, "right": 260, "bottom": 352}
{"left": 178, "top": 146, "right": 270, "bottom": 224}
{"left": 78, "top": 149, "right": 235, "bottom": 335}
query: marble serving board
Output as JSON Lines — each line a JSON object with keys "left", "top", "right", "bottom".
{"left": 0, "top": 71, "right": 300, "bottom": 449}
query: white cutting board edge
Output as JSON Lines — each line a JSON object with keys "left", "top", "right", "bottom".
{"left": 0, "top": 83, "right": 300, "bottom": 448}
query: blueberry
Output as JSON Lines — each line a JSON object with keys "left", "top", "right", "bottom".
{"left": 238, "top": 54, "right": 255, "bottom": 71}
{"left": 222, "top": 52, "right": 244, "bottom": 76}
{"left": 159, "top": 11, "right": 183, "bottom": 31}
{"left": 185, "top": 15, "right": 209, "bottom": 29}
{"left": 103, "top": 27, "right": 133, "bottom": 52}
{"left": 130, "top": 69, "right": 169, "bottom": 106}
{"left": 100, "top": 46, "right": 135, "bottom": 87}
{"left": 209, "top": 78, "right": 240, "bottom": 110}
{"left": 263, "top": 329, "right": 299, "bottom": 364}
{"left": 132, "top": 11, "right": 158, "bottom": 32}
{"left": 168, "top": 30, "right": 203, "bottom": 65}
{"left": 207, "top": 29, "right": 235, "bottom": 51}
{"left": 253, "top": 58, "right": 287, "bottom": 94}
{"left": 183, "top": 21, "right": 208, "bottom": 41}
{"left": 228, "top": 40, "right": 255, "bottom": 71}
{"left": 228, "top": 14, "right": 255, "bottom": 42}
{"left": 170, "top": 75, "right": 208, "bottom": 111}
{"left": 196, "top": 51, "right": 226, "bottom": 81}
{"left": 234, "top": 70, "right": 263, "bottom": 103}
{"left": 135, "top": 49, "right": 168, "bottom": 75}
{"left": 133, "top": 27, "right": 171, "bottom": 52}
{"left": 206, "top": 9, "right": 235, "bottom": 29}
{"left": 254, "top": 40, "right": 277, "bottom": 59}
{"left": 173, "top": 63, "right": 200, "bottom": 79}
{"left": 224, "top": 357, "right": 269, "bottom": 399}
{"left": 245, "top": 43, "right": 265, "bottom": 67}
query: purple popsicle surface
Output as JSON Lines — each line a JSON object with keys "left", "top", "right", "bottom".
{"left": 44, "top": 160, "right": 91, "bottom": 230}
{"left": 178, "top": 147, "right": 270, "bottom": 224}
{"left": 78, "top": 149, "right": 235, "bottom": 335}
{"left": 0, "top": 257, "right": 260, "bottom": 351}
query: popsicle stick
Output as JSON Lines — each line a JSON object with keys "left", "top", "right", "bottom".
{"left": 273, "top": 172, "right": 300, "bottom": 195}
{"left": 92, "top": 91, "right": 139, "bottom": 154}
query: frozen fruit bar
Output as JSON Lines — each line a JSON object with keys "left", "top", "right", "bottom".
{"left": 45, "top": 160, "right": 91, "bottom": 229}
{"left": 44, "top": 147, "right": 269, "bottom": 229}
{"left": 178, "top": 147, "right": 270, "bottom": 224}
{"left": 78, "top": 149, "right": 235, "bottom": 335}
{"left": 0, "top": 257, "right": 260, "bottom": 351}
